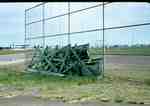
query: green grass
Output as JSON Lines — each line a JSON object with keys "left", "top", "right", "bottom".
{"left": 0, "top": 49, "right": 25, "bottom": 55}
{"left": 0, "top": 47, "right": 150, "bottom": 104}
{"left": 89, "top": 47, "right": 150, "bottom": 56}
{"left": 1, "top": 47, "right": 150, "bottom": 56}
{"left": 0, "top": 64, "right": 150, "bottom": 104}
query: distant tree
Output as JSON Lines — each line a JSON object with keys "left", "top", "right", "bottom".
{"left": 0, "top": 47, "right": 3, "bottom": 50}
{"left": 147, "top": 44, "right": 150, "bottom": 47}
{"left": 139, "top": 44, "right": 145, "bottom": 47}
{"left": 113, "top": 45, "right": 119, "bottom": 48}
{"left": 121, "top": 45, "right": 129, "bottom": 48}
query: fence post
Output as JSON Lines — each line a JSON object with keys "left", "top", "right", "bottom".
{"left": 68, "top": 2, "right": 71, "bottom": 45}
{"left": 24, "top": 10, "right": 26, "bottom": 49}
{"left": 42, "top": 3, "right": 45, "bottom": 48}
{"left": 102, "top": 1, "right": 105, "bottom": 78}
{"left": 24, "top": 9, "right": 28, "bottom": 71}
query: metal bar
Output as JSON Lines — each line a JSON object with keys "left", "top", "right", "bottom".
{"left": 68, "top": 2, "right": 71, "bottom": 45}
{"left": 25, "top": 2, "right": 47, "bottom": 12}
{"left": 26, "top": 33, "right": 68, "bottom": 40}
{"left": 24, "top": 10, "right": 27, "bottom": 70}
{"left": 25, "top": 2, "right": 112, "bottom": 26}
{"left": 104, "top": 22, "right": 150, "bottom": 30}
{"left": 26, "top": 28, "right": 101, "bottom": 40}
{"left": 26, "top": 22, "right": 150, "bottom": 40}
{"left": 42, "top": 3, "right": 45, "bottom": 47}
{"left": 26, "top": 20, "right": 42, "bottom": 26}
{"left": 69, "top": 2, "right": 111, "bottom": 15}
{"left": 102, "top": 1, "right": 105, "bottom": 78}
{"left": 24, "top": 10, "right": 27, "bottom": 47}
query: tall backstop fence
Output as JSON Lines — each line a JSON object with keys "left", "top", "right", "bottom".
{"left": 24, "top": 2, "right": 107, "bottom": 77}
{"left": 24, "top": 2, "right": 150, "bottom": 77}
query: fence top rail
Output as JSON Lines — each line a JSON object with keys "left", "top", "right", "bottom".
{"left": 25, "top": 2, "right": 47, "bottom": 12}
{"left": 25, "top": 1, "right": 109, "bottom": 12}
{"left": 25, "top": 2, "right": 111, "bottom": 25}
{"left": 25, "top": 22, "right": 150, "bottom": 40}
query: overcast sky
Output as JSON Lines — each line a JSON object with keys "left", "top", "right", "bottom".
{"left": 0, "top": 2, "right": 150, "bottom": 47}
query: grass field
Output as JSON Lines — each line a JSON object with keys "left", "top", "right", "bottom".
{"left": 1, "top": 47, "right": 150, "bottom": 56}
{"left": 0, "top": 47, "right": 150, "bottom": 104}
{"left": 89, "top": 47, "right": 150, "bottom": 56}
{"left": 0, "top": 64, "right": 150, "bottom": 104}
{"left": 0, "top": 49, "right": 25, "bottom": 55}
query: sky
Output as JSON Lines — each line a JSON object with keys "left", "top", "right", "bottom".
{"left": 0, "top": 2, "right": 40, "bottom": 47}
{"left": 0, "top": 2, "right": 150, "bottom": 47}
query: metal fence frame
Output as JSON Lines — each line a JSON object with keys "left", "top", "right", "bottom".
{"left": 24, "top": 2, "right": 109, "bottom": 77}
{"left": 24, "top": 2, "right": 150, "bottom": 77}
{"left": 24, "top": 2, "right": 150, "bottom": 49}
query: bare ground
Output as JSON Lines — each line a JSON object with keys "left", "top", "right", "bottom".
{"left": 105, "top": 55, "right": 150, "bottom": 66}
{"left": 0, "top": 95, "right": 149, "bottom": 106}
{"left": 1, "top": 54, "right": 150, "bottom": 66}
{"left": 0, "top": 54, "right": 150, "bottom": 105}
